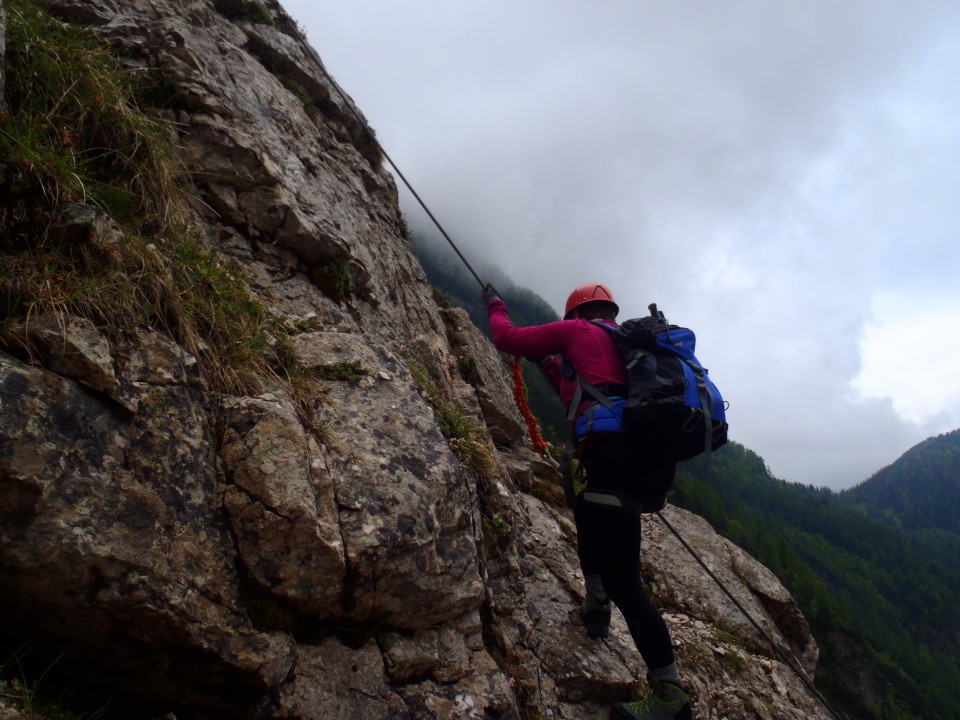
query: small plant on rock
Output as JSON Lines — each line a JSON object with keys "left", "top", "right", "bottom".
{"left": 457, "top": 353, "right": 481, "bottom": 386}
{"left": 403, "top": 351, "right": 494, "bottom": 476}
{"left": 0, "top": 0, "right": 300, "bottom": 394}
{"left": 310, "top": 360, "right": 370, "bottom": 383}
{"left": 310, "top": 257, "right": 354, "bottom": 302}
{"left": 482, "top": 512, "right": 512, "bottom": 547}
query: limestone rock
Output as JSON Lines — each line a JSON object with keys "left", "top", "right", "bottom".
{"left": 644, "top": 506, "right": 819, "bottom": 675}
{"left": 4, "top": 313, "right": 137, "bottom": 412}
{"left": 292, "top": 330, "right": 485, "bottom": 629}
{"left": 272, "top": 638, "right": 408, "bottom": 719}
{"left": 0, "top": 348, "right": 295, "bottom": 708}
{"left": 222, "top": 395, "right": 345, "bottom": 615}
{"left": 441, "top": 306, "right": 527, "bottom": 446}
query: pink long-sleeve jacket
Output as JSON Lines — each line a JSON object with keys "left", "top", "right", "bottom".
{"left": 487, "top": 298, "right": 627, "bottom": 419}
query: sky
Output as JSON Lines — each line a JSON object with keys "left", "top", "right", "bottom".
{"left": 282, "top": 1, "right": 960, "bottom": 490}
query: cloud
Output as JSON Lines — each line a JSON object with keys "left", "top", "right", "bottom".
{"left": 854, "top": 294, "right": 960, "bottom": 425}
{"left": 284, "top": 0, "right": 960, "bottom": 489}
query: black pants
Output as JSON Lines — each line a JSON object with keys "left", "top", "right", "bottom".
{"left": 573, "top": 434, "right": 677, "bottom": 671}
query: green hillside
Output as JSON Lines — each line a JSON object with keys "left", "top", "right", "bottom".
{"left": 841, "top": 429, "right": 960, "bottom": 533}
{"left": 674, "top": 443, "right": 960, "bottom": 720}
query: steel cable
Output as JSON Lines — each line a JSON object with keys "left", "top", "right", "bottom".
{"left": 655, "top": 510, "right": 846, "bottom": 720}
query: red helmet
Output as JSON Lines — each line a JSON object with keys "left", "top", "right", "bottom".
{"left": 564, "top": 283, "right": 619, "bottom": 319}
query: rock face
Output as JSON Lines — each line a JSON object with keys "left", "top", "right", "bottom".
{"left": 0, "top": 1, "right": 830, "bottom": 718}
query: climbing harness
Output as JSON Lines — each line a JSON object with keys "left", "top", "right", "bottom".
{"left": 278, "top": 16, "right": 844, "bottom": 717}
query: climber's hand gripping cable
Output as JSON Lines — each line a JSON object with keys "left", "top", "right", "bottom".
{"left": 482, "top": 283, "right": 501, "bottom": 306}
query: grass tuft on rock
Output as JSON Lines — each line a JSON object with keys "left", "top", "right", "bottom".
{"left": 403, "top": 351, "right": 494, "bottom": 476}
{"left": 0, "top": 0, "right": 294, "bottom": 394}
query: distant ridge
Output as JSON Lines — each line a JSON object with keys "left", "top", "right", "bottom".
{"left": 841, "top": 428, "right": 960, "bottom": 533}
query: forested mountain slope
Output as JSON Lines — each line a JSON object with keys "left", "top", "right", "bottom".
{"left": 841, "top": 428, "right": 960, "bottom": 533}
{"left": 674, "top": 443, "right": 960, "bottom": 720}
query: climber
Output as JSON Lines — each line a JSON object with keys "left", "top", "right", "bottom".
{"left": 482, "top": 282, "right": 694, "bottom": 720}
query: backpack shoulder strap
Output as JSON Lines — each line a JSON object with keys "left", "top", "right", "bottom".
{"left": 565, "top": 375, "right": 614, "bottom": 421}
{"left": 589, "top": 319, "right": 619, "bottom": 334}
{"left": 562, "top": 333, "right": 618, "bottom": 421}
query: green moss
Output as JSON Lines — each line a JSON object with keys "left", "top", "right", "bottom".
{"left": 457, "top": 354, "right": 481, "bottom": 386}
{"left": 280, "top": 76, "right": 315, "bottom": 117}
{"left": 482, "top": 512, "right": 512, "bottom": 547}
{"left": 87, "top": 182, "right": 138, "bottom": 221}
{"left": 432, "top": 285, "right": 453, "bottom": 309}
{"left": 310, "top": 360, "right": 370, "bottom": 383}
{"left": 350, "top": 123, "right": 383, "bottom": 171}
{"left": 310, "top": 257, "right": 354, "bottom": 302}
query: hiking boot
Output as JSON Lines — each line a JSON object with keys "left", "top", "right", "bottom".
{"left": 580, "top": 591, "right": 611, "bottom": 639}
{"left": 611, "top": 679, "right": 693, "bottom": 720}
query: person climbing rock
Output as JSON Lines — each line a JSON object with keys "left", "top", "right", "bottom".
{"left": 483, "top": 281, "right": 695, "bottom": 720}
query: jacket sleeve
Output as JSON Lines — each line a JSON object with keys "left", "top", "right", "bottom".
{"left": 488, "top": 299, "right": 573, "bottom": 400}
{"left": 488, "top": 299, "right": 576, "bottom": 358}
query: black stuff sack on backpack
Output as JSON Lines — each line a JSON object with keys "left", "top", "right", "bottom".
{"left": 595, "top": 306, "right": 728, "bottom": 462}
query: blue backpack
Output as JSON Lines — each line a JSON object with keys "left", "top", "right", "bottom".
{"left": 568, "top": 304, "right": 728, "bottom": 462}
